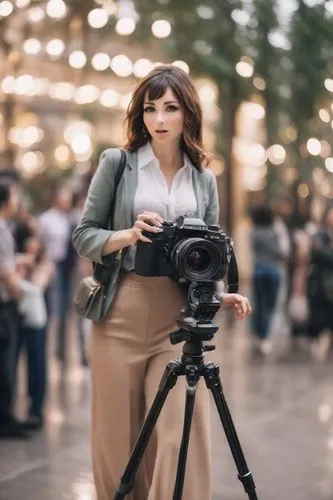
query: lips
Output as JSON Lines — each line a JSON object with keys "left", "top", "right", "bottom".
{"left": 156, "top": 130, "right": 168, "bottom": 133}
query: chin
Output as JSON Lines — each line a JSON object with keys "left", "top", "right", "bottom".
{"left": 152, "top": 134, "right": 178, "bottom": 144}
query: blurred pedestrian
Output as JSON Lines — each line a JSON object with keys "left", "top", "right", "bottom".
{"left": 0, "top": 182, "right": 30, "bottom": 439}
{"left": 250, "top": 205, "right": 283, "bottom": 355}
{"left": 307, "top": 205, "right": 333, "bottom": 360}
{"left": 39, "top": 187, "right": 74, "bottom": 365}
{"left": 286, "top": 214, "right": 311, "bottom": 355}
{"left": 16, "top": 235, "right": 54, "bottom": 429}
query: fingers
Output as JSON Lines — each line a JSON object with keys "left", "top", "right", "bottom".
{"left": 134, "top": 220, "right": 163, "bottom": 234}
{"left": 133, "top": 227, "right": 152, "bottom": 243}
{"left": 132, "top": 212, "right": 164, "bottom": 244}
{"left": 132, "top": 213, "right": 163, "bottom": 244}
{"left": 233, "top": 301, "right": 245, "bottom": 319}
{"left": 233, "top": 296, "right": 252, "bottom": 319}
{"left": 245, "top": 298, "right": 252, "bottom": 314}
{"left": 137, "top": 212, "right": 163, "bottom": 227}
{"left": 221, "top": 293, "right": 251, "bottom": 319}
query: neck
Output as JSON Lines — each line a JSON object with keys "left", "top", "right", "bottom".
{"left": 150, "top": 140, "right": 183, "bottom": 170}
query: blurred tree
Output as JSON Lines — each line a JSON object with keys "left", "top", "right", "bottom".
{"left": 250, "top": 0, "right": 283, "bottom": 198}
{"left": 289, "top": 0, "right": 333, "bottom": 213}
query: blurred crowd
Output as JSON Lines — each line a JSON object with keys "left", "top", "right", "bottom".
{"left": 0, "top": 174, "right": 91, "bottom": 439}
{"left": 0, "top": 172, "right": 333, "bottom": 440}
{"left": 250, "top": 202, "right": 333, "bottom": 361}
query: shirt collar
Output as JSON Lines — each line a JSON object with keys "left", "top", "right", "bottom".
{"left": 137, "top": 142, "right": 156, "bottom": 169}
{"left": 137, "top": 141, "right": 192, "bottom": 171}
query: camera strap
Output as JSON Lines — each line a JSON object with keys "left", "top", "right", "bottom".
{"left": 227, "top": 249, "right": 239, "bottom": 293}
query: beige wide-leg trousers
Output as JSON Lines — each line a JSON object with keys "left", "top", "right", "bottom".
{"left": 89, "top": 272, "right": 212, "bottom": 500}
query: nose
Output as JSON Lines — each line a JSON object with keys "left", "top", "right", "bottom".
{"left": 156, "top": 112, "right": 165, "bottom": 125}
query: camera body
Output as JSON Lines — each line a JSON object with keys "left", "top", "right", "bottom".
{"left": 135, "top": 216, "right": 232, "bottom": 283}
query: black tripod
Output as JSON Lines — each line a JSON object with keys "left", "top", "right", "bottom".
{"left": 113, "top": 311, "right": 258, "bottom": 500}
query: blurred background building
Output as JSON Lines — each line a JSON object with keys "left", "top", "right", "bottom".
{"left": 1, "top": 0, "right": 332, "bottom": 243}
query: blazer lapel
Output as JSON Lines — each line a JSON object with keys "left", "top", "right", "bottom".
{"left": 122, "top": 150, "right": 138, "bottom": 227}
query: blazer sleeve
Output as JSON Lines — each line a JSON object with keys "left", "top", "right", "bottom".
{"left": 72, "top": 148, "right": 122, "bottom": 264}
{"left": 204, "top": 169, "right": 219, "bottom": 226}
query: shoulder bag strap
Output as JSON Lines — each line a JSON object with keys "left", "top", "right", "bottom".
{"left": 93, "top": 148, "right": 127, "bottom": 280}
{"left": 106, "top": 148, "right": 127, "bottom": 230}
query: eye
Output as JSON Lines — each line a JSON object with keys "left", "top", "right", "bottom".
{"left": 144, "top": 106, "right": 155, "bottom": 113}
{"left": 166, "top": 105, "right": 179, "bottom": 111}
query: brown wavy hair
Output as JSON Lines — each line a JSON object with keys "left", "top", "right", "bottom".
{"left": 124, "top": 65, "right": 211, "bottom": 171}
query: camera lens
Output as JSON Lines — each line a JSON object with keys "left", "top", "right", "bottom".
{"left": 171, "top": 238, "right": 221, "bottom": 281}
{"left": 187, "top": 249, "right": 210, "bottom": 272}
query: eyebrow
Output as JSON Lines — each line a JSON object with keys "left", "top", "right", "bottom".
{"left": 144, "top": 100, "right": 179, "bottom": 105}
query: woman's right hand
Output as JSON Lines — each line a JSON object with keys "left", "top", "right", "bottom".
{"left": 127, "top": 211, "right": 164, "bottom": 245}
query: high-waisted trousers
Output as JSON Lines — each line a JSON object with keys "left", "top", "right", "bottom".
{"left": 89, "top": 272, "right": 212, "bottom": 500}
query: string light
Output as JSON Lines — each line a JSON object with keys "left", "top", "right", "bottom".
{"left": 110, "top": 55, "right": 133, "bottom": 77}
{"left": 23, "top": 38, "right": 42, "bottom": 55}
{"left": 253, "top": 77, "right": 266, "bottom": 90}
{"left": 324, "top": 79, "right": 333, "bottom": 92}
{"left": 325, "top": 158, "right": 333, "bottom": 173}
{"left": 99, "top": 89, "right": 119, "bottom": 107}
{"left": 236, "top": 61, "right": 253, "bottom": 78}
{"left": 172, "top": 60, "right": 189, "bottom": 74}
{"left": 88, "top": 8, "right": 108, "bottom": 29}
{"left": 151, "top": 20, "right": 171, "bottom": 38}
{"left": 319, "top": 108, "right": 330, "bottom": 122}
{"left": 116, "top": 18, "right": 136, "bottom": 35}
{"left": 0, "top": 1, "right": 14, "bottom": 17}
{"left": 267, "top": 144, "right": 286, "bottom": 165}
{"left": 133, "top": 59, "right": 153, "bottom": 78}
{"left": 1, "top": 76, "right": 16, "bottom": 94}
{"left": 69, "top": 51, "right": 87, "bottom": 69}
{"left": 91, "top": 53, "right": 110, "bottom": 71}
{"left": 54, "top": 144, "right": 71, "bottom": 165}
{"left": 15, "top": 0, "right": 30, "bottom": 7}
{"left": 46, "top": 39, "right": 65, "bottom": 57}
{"left": 306, "top": 138, "right": 321, "bottom": 155}
{"left": 20, "top": 152, "right": 45, "bottom": 178}
{"left": 46, "top": 0, "right": 67, "bottom": 20}
{"left": 27, "top": 6, "right": 45, "bottom": 22}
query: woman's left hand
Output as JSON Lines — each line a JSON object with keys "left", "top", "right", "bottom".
{"left": 221, "top": 293, "right": 252, "bottom": 319}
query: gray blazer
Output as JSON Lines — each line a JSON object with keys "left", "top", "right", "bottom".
{"left": 73, "top": 147, "right": 220, "bottom": 264}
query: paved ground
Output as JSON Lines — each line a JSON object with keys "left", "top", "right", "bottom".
{"left": 0, "top": 312, "right": 332, "bottom": 500}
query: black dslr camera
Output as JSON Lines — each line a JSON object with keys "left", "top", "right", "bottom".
{"left": 135, "top": 216, "right": 233, "bottom": 283}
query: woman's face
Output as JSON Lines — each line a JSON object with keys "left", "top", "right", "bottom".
{"left": 143, "top": 87, "right": 184, "bottom": 146}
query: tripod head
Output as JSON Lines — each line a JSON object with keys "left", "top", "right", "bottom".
{"left": 169, "top": 281, "right": 220, "bottom": 352}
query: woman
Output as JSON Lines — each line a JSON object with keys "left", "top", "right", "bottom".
{"left": 250, "top": 205, "right": 283, "bottom": 355}
{"left": 73, "top": 65, "right": 251, "bottom": 500}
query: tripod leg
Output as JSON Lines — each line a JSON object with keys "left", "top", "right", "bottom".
{"left": 114, "top": 360, "right": 182, "bottom": 500}
{"left": 173, "top": 365, "right": 200, "bottom": 500}
{"left": 203, "top": 362, "right": 258, "bottom": 500}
